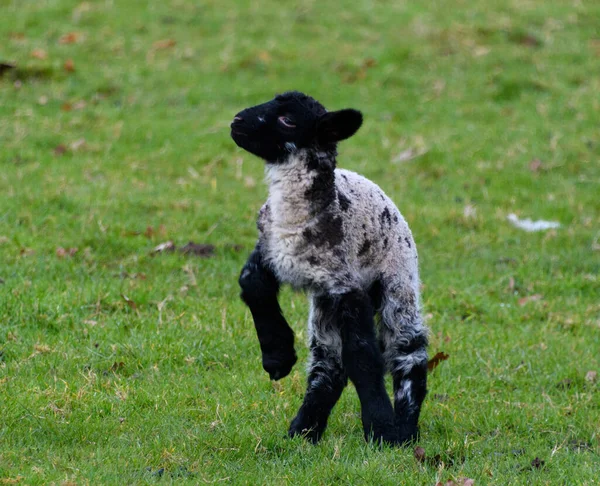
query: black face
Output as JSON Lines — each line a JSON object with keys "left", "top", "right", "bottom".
{"left": 230, "top": 91, "right": 363, "bottom": 163}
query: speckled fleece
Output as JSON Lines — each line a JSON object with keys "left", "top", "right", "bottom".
{"left": 258, "top": 149, "right": 428, "bottom": 377}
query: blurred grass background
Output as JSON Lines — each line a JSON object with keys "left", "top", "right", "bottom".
{"left": 1, "top": 0, "right": 599, "bottom": 484}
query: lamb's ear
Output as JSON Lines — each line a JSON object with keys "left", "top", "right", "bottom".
{"left": 316, "top": 109, "right": 363, "bottom": 144}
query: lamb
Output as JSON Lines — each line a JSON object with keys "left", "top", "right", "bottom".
{"left": 231, "top": 91, "right": 428, "bottom": 446}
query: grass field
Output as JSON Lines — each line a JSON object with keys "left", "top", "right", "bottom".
{"left": 1, "top": 0, "right": 599, "bottom": 484}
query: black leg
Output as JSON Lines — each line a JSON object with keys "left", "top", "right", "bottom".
{"left": 239, "top": 246, "right": 296, "bottom": 381}
{"left": 289, "top": 294, "right": 347, "bottom": 443}
{"left": 338, "top": 291, "right": 399, "bottom": 445}
{"left": 288, "top": 339, "right": 347, "bottom": 443}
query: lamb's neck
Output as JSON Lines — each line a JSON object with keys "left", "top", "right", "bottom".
{"left": 265, "top": 151, "right": 337, "bottom": 228}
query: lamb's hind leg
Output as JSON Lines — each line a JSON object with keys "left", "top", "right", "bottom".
{"left": 338, "top": 290, "right": 398, "bottom": 445}
{"left": 380, "top": 276, "right": 429, "bottom": 444}
{"left": 289, "top": 294, "right": 347, "bottom": 443}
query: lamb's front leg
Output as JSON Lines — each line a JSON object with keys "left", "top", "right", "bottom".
{"left": 239, "top": 246, "right": 296, "bottom": 380}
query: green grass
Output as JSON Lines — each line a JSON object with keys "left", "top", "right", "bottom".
{"left": 1, "top": 0, "right": 599, "bottom": 483}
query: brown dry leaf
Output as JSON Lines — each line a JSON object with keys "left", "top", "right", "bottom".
{"left": 54, "top": 144, "right": 68, "bottom": 156}
{"left": 110, "top": 361, "right": 125, "bottom": 371}
{"left": 585, "top": 370, "right": 598, "bottom": 383}
{"left": 144, "top": 226, "right": 155, "bottom": 238}
{"left": 257, "top": 50, "right": 271, "bottom": 63}
{"left": 152, "top": 241, "right": 175, "bottom": 254}
{"left": 121, "top": 294, "right": 137, "bottom": 310}
{"left": 513, "top": 32, "right": 542, "bottom": 47}
{"left": 56, "top": 247, "right": 78, "bottom": 257}
{"left": 64, "top": 59, "right": 75, "bottom": 72}
{"left": 518, "top": 294, "right": 543, "bottom": 306}
{"left": 414, "top": 446, "right": 426, "bottom": 463}
{"left": 427, "top": 352, "right": 449, "bottom": 372}
{"left": 31, "top": 49, "right": 48, "bottom": 60}
{"left": 59, "top": 32, "right": 83, "bottom": 44}
{"left": 61, "top": 102, "right": 73, "bottom": 111}
{"left": 179, "top": 242, "right": 215, "bottom": 257}
{"left": 529, "top": 159, "right": 543, "bottom": 173}
{"left": 153, "top": 38, "right": 176, "bottom": 49}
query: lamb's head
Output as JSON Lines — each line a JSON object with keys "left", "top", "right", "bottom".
{"left": 230, "top": 91, "right": 363, "bottom": 164}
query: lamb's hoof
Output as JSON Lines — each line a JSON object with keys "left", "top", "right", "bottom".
{"left": 368, "top": 427, "right": 418, "bottom": 447}
{"left": 263, "top": 351, "right": 297, "bottom": 381}
{"left": 288, "top": 416, "right": 323, "bottom": 444}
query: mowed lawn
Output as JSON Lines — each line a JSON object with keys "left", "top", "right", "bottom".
{"left": 1, "top": 0, "right": 599, "bottom": 484}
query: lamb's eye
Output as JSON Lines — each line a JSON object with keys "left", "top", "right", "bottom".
{"left": 278, "top": 116, "right": 296, "bottom": 128}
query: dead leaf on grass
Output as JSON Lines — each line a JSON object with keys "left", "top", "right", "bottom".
{"left": 54, "top": 144, "right": 68, "bottom": 156}
{"left": 121, "top": 294, "right": 137, "bottom": 310}
{"left": 56, "top": 247, "right": 78, "bottom": 258}
{"left": 436, "top": 480, "right": 474, "bottom": 486}
{"left": 59, "top": 32, "right": 83, "bottom": 44}
{"left": 153, "top": 39, "right": 176, "bottom": 50}
{"left": 70, "top": 138, "right": 86, "bottom": 151}
{"left": 64, "top": 59, "right": 75, "bottom": 72}
{"left": 427, "top": 352, "right": 449, "bottom": 372}
{"left": 414, "top": 446, "right": 426, "bottom": 463}
{"left": 585, "top": 370, "right": 597, "bottom": 383}
{"left": 178, "top": 242, "right": 215, "bottom": 257}
{"left": 529, "top": 159, "right": 544, "bottom": 173}
{"left": 518, "top": 294, "right": 543, "bottom": 306}
{"left": 31, "top": 49, "right": 47, "bottom": 60}
{"left": 110, "top": 361, "right": 125, "bottom": 371}
{"left": 152, "top": 241, "right": 175, "bottom": 254}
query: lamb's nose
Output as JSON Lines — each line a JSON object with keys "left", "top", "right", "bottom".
{"left": 231, "top": 115, "right": 244, "bottom": 129}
